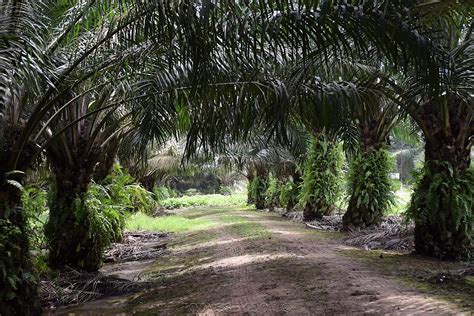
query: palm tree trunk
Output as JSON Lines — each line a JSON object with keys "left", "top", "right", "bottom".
{"left": 343, "top": 122, "right": 393, "bottom": 230}
{"left": 301, "top": 133, "right": 342, "bottom": 221}
{"left": 0, "top": 181, "right": 41, "bottom": 315}
{"left": 286, "top": 170, "right": 301, "bottom": 211}
{"left": 93, "top": 150, "right": 117, "bottom": 183}
{"left": 410, "top": 137, "right": 473, "bottom": 260}
{"left": 246, "top": 173, "right": 255, "bottom": 205}
{"left": 255, "top": 167, "right": 269, "bottom": 210}
{"left": 45, "top": 168, "right": 104, "bottom": 271}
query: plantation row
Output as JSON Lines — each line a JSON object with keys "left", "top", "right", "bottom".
{"left": 247, "top": 140, "right": 400, "bottom": 223}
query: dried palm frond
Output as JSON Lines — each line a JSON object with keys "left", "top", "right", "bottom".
{"left": 39, "top": 267, "right": 154, "bottom": 308}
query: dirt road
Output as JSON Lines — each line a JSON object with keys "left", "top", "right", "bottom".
{"left": 49, "top": 207, "right": 472, "bottom": 315}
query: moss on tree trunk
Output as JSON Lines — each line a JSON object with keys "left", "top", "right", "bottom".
{"left": 300, "top": 134, "right": 343, "bottom": 221}
{"left": 254, "top": 168, "right": 269, "bottom": 210}
{"left": 408, "top": 96, "right": 473, "bottom": 260}
{"left": 343, "top": 149, "right": 394, "bottom": 230}
{"left": 45, "top": 171, "right": 104, "bottom": 271}
{"left": 409, "top": 141, "right": 473, "bottom": 260}
{"left": 0, "top": 184, "right": 41, "bottom": 315}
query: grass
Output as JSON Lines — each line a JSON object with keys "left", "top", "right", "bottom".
{"left": 220, "top": 214, "right": 271, "bottom": 238}
{"left": 159, "top": 194, "right": 246, "bottom": 209}
{"left": 126, "top": 212, "right": 215, "bottom": 232}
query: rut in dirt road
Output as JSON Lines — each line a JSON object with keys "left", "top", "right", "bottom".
{"left": 48, "top": 207, "right": 472, "bottom": 315}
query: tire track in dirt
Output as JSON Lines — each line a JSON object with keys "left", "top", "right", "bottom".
{"left": 240, "top": 211, "right": 469, "bottom": 315}
{"left": 196, "top": 212, "right": 313, "bottom": 315}
{"left": 45, "top": 207, "right": 470, "bottom": 315}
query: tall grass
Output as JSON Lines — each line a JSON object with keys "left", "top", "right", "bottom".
{"left": 126, "top": 213, "right": 215, "bottom": 232}
{"left": 159, "top": 194, "right": 246, "bottom": 209}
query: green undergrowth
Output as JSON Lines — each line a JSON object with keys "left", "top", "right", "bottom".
{"left": 159, "top": 194, "right": 246, "bottom": 209}
{"left": 169, "top": 230, "right": 218, "bottom": 250}
{"left": 341, "top": 248, "right": 474, "bottom": 309}
{"left": 385, "top": 185, "right": 413, "bottom": 216}
{"left": 183, "top": 207, "right": 231, "bottom": 219}
{"left": 220, "top": 214, "right": 271, "bottom": 238}
{"left": 125, "top": 212, "right": 215, "bottom": 232}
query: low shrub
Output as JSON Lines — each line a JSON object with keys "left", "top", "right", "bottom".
{"left": 86, "top": 183, "right": 127, "bottom": 243}
{"left": 104, "top": 165, "right": 157, "bottom": 215}
{"left": 218, "top": 186, "right": 233, "bottom": 195}
{"left": 159, "top": 194, "right": 246, "bottom": 209}
{"left": 126, "top": 212, "right": 215, "bottom": 232}
{"left": 21, "top": 186, "right": 49, "bottom": 251}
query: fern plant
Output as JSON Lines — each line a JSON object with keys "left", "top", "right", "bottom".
{"left": 279, "top": 182, "right": 294, "bottom": 209}
{"left": 406, "top": 162, "right": 473, "bottom": 260}
{"left": 343, "top": 150, "right": 395, "bottom": 229}
{"left": 104, "top": 164, "right": 157, "bottom": 215}
{"left": 264, "top": 176, "right": 282, "bottom": 209}
{"left": 248, "top": 173, "right": 268, "bottom": 209}
{"left": 298, "top": 135, "right": 344, "bottom": 221}
{"left": 86, "top": 183, "right": 126, "bottom": 244}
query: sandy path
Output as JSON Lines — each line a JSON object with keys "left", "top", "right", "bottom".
{"left": 48, "top": 207, "right": 470, "bottom": 315}
{"left": 233, "top": 212, "right": 466, "bottom": 315}
{"left": 195, "top": 210, "right": 465, "bottom": 315}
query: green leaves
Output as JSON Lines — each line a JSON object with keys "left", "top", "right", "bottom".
{"left": 298, "top": 133, "right": 344, "bottom": 218}
{"left": 407, "top": 161, "right": 473, "bottom": 230}
{"left": 348, "top": 149, "right": 395, "bottom": 215}
{"left": 406, "top": 161, "right": 473, "bottom": 259}
{"left": 0, "top": 218, "right": 29, "bottom": 304}
{"left": 264, "top": 175, "right": 282, "bottom": 208}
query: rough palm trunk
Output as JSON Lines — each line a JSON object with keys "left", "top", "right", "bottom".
{"left": 93, "top": 150, "right": 116, "bottom": 183}
{"left": 45, "top": 168, "right": 104, "bottom": 271}
{"left": 409, "top": 97, "right": 473, "bottom": 260}
{"left": 343, "top": 149, "right": 393, "bottom": 230}
{"left": 0, "top": 183, "right": 41, "bottom": 315}
{"left": 255, "top": 168, "right": 269, "bottom": 210}
{"left": 246, "top": 173, "right": 255, "bottom": 205}
{"left": 343, "top": 122, "right": 393, "bottom": 230}
{"left": 300, "top": 133, "right": 343, "bottom": 221}
{"left": 410, "top": 139, "right": 473, "bottom": 260}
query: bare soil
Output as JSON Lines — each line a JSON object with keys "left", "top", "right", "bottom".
{"left": 45, "top": 206, "right": 473, "bottom": 315}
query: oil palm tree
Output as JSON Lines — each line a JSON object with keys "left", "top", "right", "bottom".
{"left": 329, "top": 63, "right": 401, "bottom": 230}
{"left": 219, "top": 124, "right": 308, "bottom": 210}
{"left": 42, "top": 81, "right": 178, "bottom": 271}
{"left": 0, "top": 0, "right": 193, "bottom": 312}
{"left": 179, "top": 0, "right": 440, "bottom": 222}
{"left": 400, "top": 13, "right": 474, "bottom": 259}
{"left": 286, "top": 1, "right": 472, "bottom": 255}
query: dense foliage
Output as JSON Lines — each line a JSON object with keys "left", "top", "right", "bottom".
{"left": 407, "top": 162, "right": 473, "bottom": 260}
{"left": 0, "top": 0, "right": 473, "bottom": 312}
{"left": 264, "top": 176, "right": 282, "bottom": 209}
{"left": 102, "top": 165, "right": 157, "bottom": 216}
{"left": 299, "top": 135, "right": 344, "bottom": 221}
{"left": 343, "top": 150, "right": 395, "bottom": 230}
{"left": 248, "top": 174, "right": 269, "bottom": 210}
{"left": 279, "top": 181, "right": 300, "bottom": 211}
{"left": 153, "top": 186, "right": 178, "bottom": 202}
{"left": 159, "top": 194, "right": 246, "bottom": 209}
